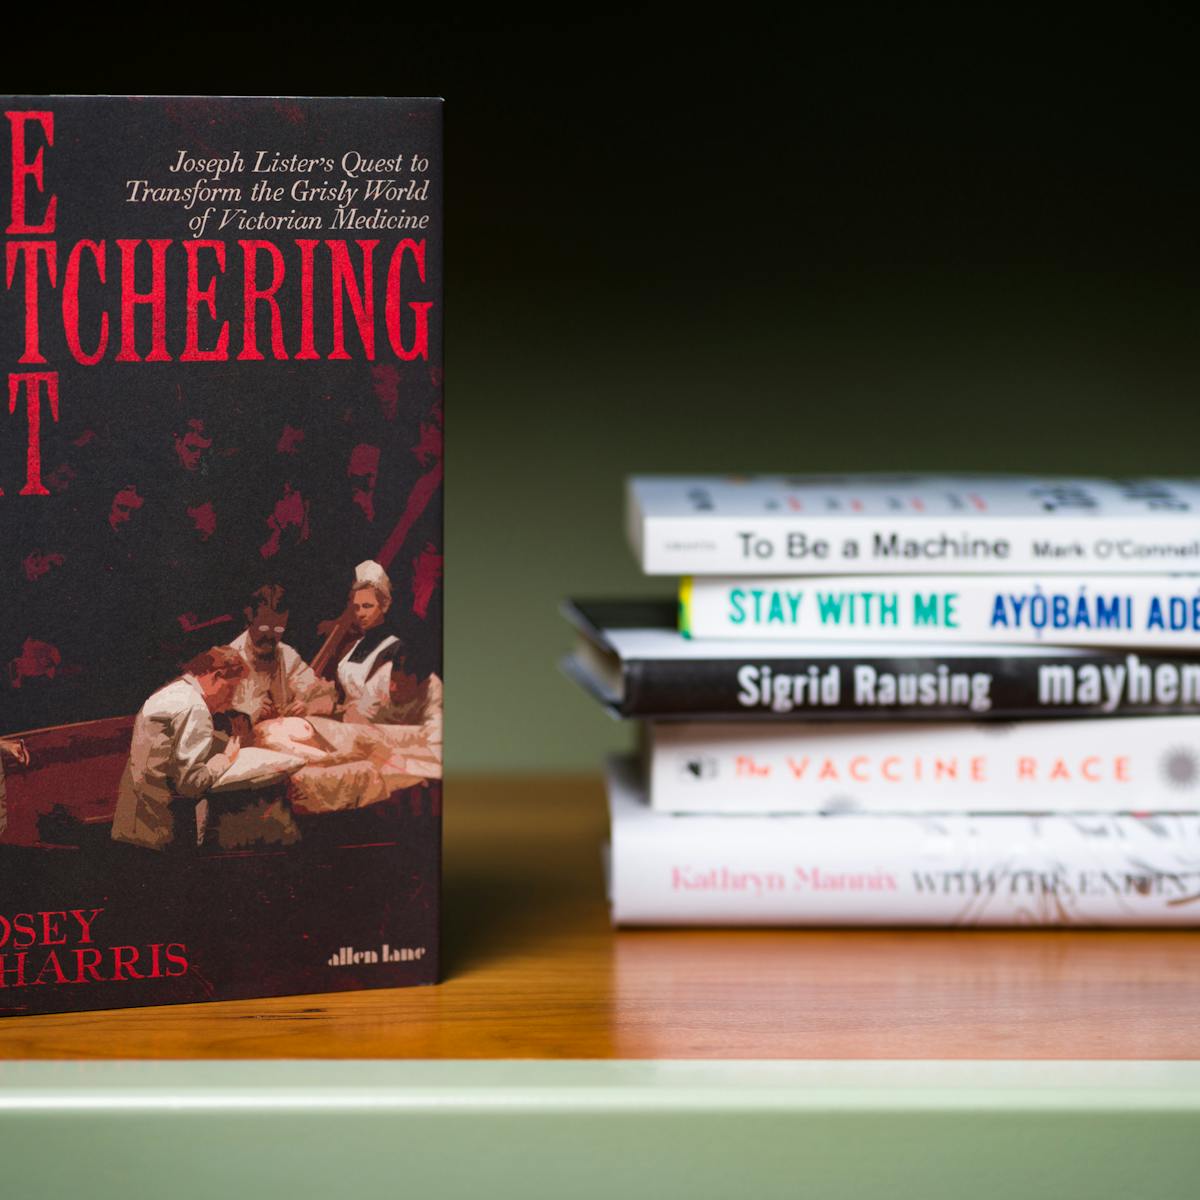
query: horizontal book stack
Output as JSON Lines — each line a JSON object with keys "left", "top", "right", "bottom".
{"left": 565, "top": 475, "right": 1200, "bottom": 926}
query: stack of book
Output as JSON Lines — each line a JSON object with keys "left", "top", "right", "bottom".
{"left": 564, "top": 475, "right": 1200, "bottom": 927}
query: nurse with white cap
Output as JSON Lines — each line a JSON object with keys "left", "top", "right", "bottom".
{"left": 336, "top": 560, "right": 403, "bottom": 724}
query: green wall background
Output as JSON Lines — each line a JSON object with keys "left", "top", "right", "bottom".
{"left": 433, "top": 17, "right": 1200, "bottom": 772}
{"left": 447, "top": 273, "right": 1200, "bottom": 770}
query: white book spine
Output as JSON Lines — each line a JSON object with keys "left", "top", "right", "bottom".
{"left": 649, "top": 716, "right": 1200, "bottom": 813}
{"left": 642, "top": 514, "right": 1200, "bottom": 575}
{"left": 607, "top": 757, "right": 1200, "bottom": 927}
{"left": 681, "top": 575, "right": 1200, "bottom": 647}
{"left": 628, "top": 476, "right": 1200, "bottom": 576}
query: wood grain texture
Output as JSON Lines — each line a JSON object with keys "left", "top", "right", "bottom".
{"left": 0, "top": 774, "right": 1198, "bottom": 1059}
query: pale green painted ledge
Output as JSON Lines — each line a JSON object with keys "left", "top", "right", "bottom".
{"left": 0, "top": 1060, "right": 1198, "bottom": 1198}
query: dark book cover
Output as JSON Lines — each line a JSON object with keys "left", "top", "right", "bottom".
{"left": 563, "top": 600, "right": 1200, "bottom": 722}
{"left": 0, "top": 97, "right": 442, "bottom": 1014}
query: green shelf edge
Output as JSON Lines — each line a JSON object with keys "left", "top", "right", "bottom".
{"left": 1, "top": 1060, "right": 1198, "bottom": 1199}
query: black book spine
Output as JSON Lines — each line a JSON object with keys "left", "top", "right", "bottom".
{"left": 622, "top": 650, "right": 1200, "bottom": 720}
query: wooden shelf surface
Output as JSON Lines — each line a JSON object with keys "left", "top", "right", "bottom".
{"left": 1, "top": 774, "right": 1199, "bottom": 1060}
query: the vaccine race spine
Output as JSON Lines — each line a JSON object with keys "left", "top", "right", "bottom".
{"left": 648, "top": 716, "right": 1200, "bottom": 813}
{"left": 681, "top": 575, "right": 1200, "bottom": 647}
{"left": 628, "top": 475, "right": 1200, "bottom": 576}
{"left": 606, "top": 758, "right": 1200, "bottom": 927}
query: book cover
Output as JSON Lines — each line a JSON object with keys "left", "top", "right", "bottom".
{"left": 649, "top": 717, "right": 1200, "bottom": 813}
{"left": 606, "top": 758, "right": 1200, "bottom": 926}
{"left": 0, "top": 97, "right": 443, "bottom": 1014}
{"left": 627, "top": 475, "right": 1200, "bottom": 575}
{"left": 563, "top": 599, "right": 1200, "bottom": 721}
{"left": 682, "top": 574, "right": 1200, "bottom": 647}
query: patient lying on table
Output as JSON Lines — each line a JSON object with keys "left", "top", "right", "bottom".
{"left": 253, "top": 714, "right": 441, "bottom": 815}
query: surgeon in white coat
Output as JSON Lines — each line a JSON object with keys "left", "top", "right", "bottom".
{"left": 111, "top": 646, "right": 247, "bottom": 851}
{"left": 230, "top": 583, "right": 334, "bottom": 725}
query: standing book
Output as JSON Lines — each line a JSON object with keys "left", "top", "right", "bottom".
{"left": 0, "top": 96, "right": 443, "bottom": 1014}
